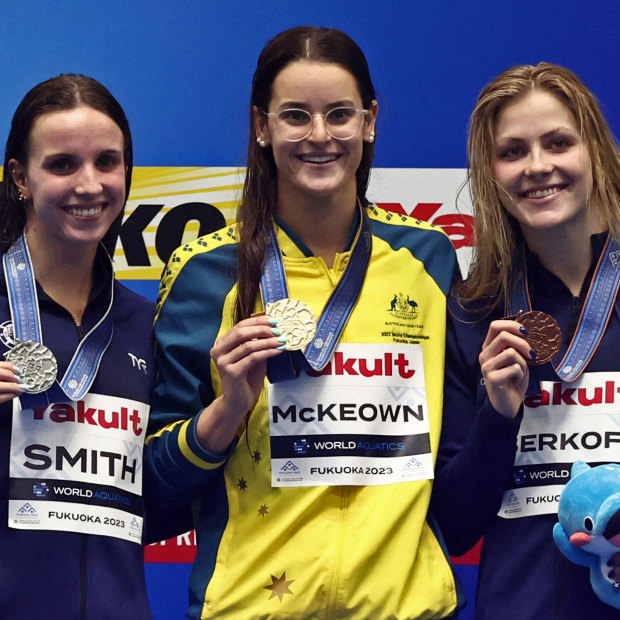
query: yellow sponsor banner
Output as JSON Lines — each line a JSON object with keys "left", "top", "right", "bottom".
{"left": 115, "top": 166, "right": 473, "bottom": 280}
{"left": 115, "top": 167, "right": 244, "bottom": 280}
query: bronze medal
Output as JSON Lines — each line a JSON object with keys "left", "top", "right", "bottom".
{"left": 514, "top": 310, "right": 562, "bottom": 365}
{"left": 5, "top": 340, "right": 58, "bottom": 393}
{"left": 265, "top": 298, "right": 317, "bottom": 351}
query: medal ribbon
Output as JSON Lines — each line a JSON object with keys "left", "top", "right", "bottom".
{"left": 3, "top": 234, "right": 115, "bottom": 407}
{"left": 508, "top": 234, "right": 620, "bottom": 384}
{"left": 261, "top": 205, "right": 372, "bottom": 383}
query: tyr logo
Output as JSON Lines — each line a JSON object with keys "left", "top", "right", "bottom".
{"left": 128, "top": 353, "right": 147, "bottom": 373}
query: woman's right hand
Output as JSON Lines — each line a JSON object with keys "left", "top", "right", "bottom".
{"left": 195, "top": 315, "right": 285, "bottom": 453}
{"left": 479, "top": 319, "right": 535, "bottom": 419}
{"left": 0, "top": 362, "right": 24, "bottom": 404}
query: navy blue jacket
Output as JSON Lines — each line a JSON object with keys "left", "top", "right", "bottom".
{"left": 0, "top": 248, "right": 156, "bottom": 620}
{"left": 433, "top": 233, "right": 620, "bottom": 620}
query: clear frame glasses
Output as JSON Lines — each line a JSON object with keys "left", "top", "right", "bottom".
{"left": 263, "top": 107, "right": 369, "bottom": 142}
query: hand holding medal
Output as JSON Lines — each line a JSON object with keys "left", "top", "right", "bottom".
{"left": 0, "top": 361, "right": 26, "bottom": 403}
{"left": 508, "top": 310, "right": 562, "bottom": 365}
{"left": 204, "top": 311, "right": 294, "bottom": 453}
{"left": 479, "top": 311, "right": 562, "bottom": 419}
{"left": 4, "top": 340, "right": 57, "bottom": 393}
{"left": 264, "top": 298, "right": 317, "bottom": 351}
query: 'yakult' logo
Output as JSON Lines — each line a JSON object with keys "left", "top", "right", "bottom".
{"left": 309, "top": 351, "right": 416, "bottom": 379}
{"left": 524, "top": 380, "right": 620, "bottom": 409}
{"left": 29, "top": 401, "right": 144, "bottom": 436}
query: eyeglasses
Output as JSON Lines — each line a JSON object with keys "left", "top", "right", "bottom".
{"left": 263, "top": 107, "right": 369, "bottom": 142}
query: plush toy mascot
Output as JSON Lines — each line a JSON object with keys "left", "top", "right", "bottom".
{"left": 553, "top": 462, "right": 620, "bottom": 609}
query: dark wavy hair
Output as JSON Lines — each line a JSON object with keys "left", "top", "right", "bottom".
{"left": 1, "top": 73, "right": 133, "bottom": 254}
{"left": 235, "top": 26, "right": 377, "bottom": 320}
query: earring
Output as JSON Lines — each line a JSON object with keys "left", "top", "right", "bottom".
{"left": 368, "top": 131, "right": 375, "bottom": 144}
{"left": 257, "top": 137, "right": 267, "bottom": 148}
{"left": 17, "top": 191, "right": 26, "bottom": 202}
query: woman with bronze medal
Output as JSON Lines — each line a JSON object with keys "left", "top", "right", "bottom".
{"left": 433, "top": 63, "right": 620, "bottom": 619}
{"left": 145, "top": 26, "right": 461, "bottom": 619}
{"left": 0, "top": 75, "right": 157, "bottom": 618}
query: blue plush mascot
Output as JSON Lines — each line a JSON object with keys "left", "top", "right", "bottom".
{"left": 553, "top": 461, "right": 620, "bottom": 609}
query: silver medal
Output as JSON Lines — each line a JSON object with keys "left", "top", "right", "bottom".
{"left": 5, "top": 340, "right": 58, "bottom": 393}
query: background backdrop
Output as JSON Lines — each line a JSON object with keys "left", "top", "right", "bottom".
{"left": 2, "top": 1, "right": 620, "bottom": 618}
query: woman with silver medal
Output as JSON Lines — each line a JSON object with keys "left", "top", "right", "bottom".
{"left": 433, "top": 64, "right": 620, "bottom": 619}
{"left": 146, "top": 26, "right": 461, "bottom": 620}
{"left": 0, "top": 75, "right": 157, "bottom": 619}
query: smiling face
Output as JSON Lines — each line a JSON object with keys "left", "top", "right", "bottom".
{"left": 255, "top": 60, "right": 376, "bottom": 211}
{"left": 493, "top": 89, "right": 596, "bottom": 243}
{"left": 10, "top": 106, "right": 126, "bottom": 254}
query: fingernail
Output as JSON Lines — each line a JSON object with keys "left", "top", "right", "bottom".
{"left": 277, "top": 335, "right": 288, "bottom": 344}
{"left": 529, "top": 349, "right": 537, "bottom": 359}
{"left": 16, "top": 380, "right": 31, "bottom": 390}
{"left": 277, "top": 344, "right": 288, "bottom": 350}
{"left": 519, "top": 326, "right": 530, "bottom": 335}
{"left": 271, "top": 328, "right": 282, "bottom": 336}
{"left": 268, "top": 318, "right": 279, "bottom": 327}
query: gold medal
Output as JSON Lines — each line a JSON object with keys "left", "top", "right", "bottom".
{"left": 265, "top": 298, "right": 317, "bottom": 351}
{"left": 5, "top": 340, "right": 58, "bottom": 393}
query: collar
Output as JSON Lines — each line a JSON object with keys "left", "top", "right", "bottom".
{"left": 0, "top": 243, "right": 114, "bottom": 331}
{"left": 273, "top": 208, "right": 361, "bottom": 259}
{"left": 525, "top": 231, "right": 608, "bottom": 300}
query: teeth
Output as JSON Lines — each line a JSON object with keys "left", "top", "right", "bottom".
{"left": 301, "top": 154, "right": 337, "bottom": 163}
{"left": 66, "top": 206, "right": 103, "bottom": 217}
{"left": 526, "top": 187, "right": 561, "bottom": 199}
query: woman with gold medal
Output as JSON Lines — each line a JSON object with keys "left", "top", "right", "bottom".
{"left": 146, "top": 26, "right": 460, "bottom": 619}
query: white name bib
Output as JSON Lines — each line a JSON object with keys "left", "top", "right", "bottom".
{"left": 8, "top": 393, "right": 147, "bottom": 543}
{"left": 268, "top": 343, "right": 433, "bottom": 486}
{"left": 499, "top": 372, "right": 620, "bottom": 518}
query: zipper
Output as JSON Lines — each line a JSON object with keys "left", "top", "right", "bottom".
{"left": 67, "top": 308, "right": 86, "bottom": 340}
{"left": 566, "top": 263, "right": 595, "bottom": 342}
{"left": 327, "top": 487, "right": 350, "bottom": 618}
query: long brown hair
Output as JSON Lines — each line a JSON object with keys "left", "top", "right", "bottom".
{"left": 460, "top": 62, "right": 620, "bottom": 307}
{"left": 1, "top": 73, "right": 133, "bottom": 255}
{"left": 235, "top": 26, "right": 377, "bottom": 320}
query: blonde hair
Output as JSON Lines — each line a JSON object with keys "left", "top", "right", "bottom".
{"left": 459, "top": 62, "right": 620, "bottom": 306}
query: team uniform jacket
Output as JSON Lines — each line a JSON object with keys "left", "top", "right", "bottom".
{"left": 145, "top": 205, "right": 462, "bottom": 619}
{"left": 0, "top": 246, "right": 156, "bottom": 620}
{"left": 433, "top": 232, "right": 620, "bottom": 619}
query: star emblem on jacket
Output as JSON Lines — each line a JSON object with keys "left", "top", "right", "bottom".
{"left": 264, "top": 572, "right": 294, "bottom": 601}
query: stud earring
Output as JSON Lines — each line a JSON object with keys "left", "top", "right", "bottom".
{"left": 368, "top": 131, "right": 375, "bottom": 144}
{"left": 257, "top": 137, "right": 267, "bottom": 148}
{"left": 17, "top": 191, "right": 26, "bottom": 202}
